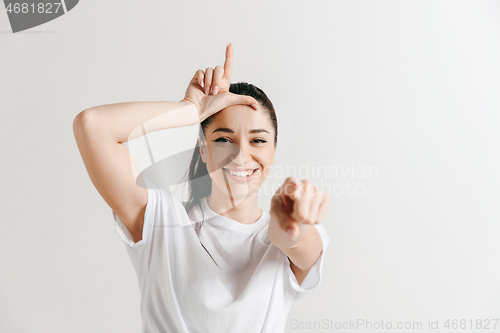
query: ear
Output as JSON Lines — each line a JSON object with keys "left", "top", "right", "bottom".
{"left": 198, "top": 136, "right": 206, "bottom": 163}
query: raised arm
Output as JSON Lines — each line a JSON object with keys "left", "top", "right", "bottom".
{"left": 73, "top": 43, "right": 259, "bottom": 243}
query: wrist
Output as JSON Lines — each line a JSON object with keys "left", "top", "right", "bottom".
{"left": 268, "top": 217, "right": 311, "bottom": 250}
{"left": 177, "top": 99, "right": 201, "bottom": 126}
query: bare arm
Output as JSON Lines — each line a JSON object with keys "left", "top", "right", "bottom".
{"left": 269, "top": 220, "right": 323, "bottom": 285}
{"left": 80, "top": 100, "right": 199, "bottom": 143}
{"left": 72, "top": 99, "right": 197, "bottom": 243}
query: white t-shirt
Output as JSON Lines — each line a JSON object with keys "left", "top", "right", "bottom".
{"left": 113, "top": 178, "right": 330, "bottom": 333}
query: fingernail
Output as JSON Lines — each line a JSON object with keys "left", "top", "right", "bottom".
{"left": 287, "top": 227, "right": 296, "bottom": 239}
{"left": 213, "top": 85, "right": 218, "bottom": 95}
{"left": 251, "top": 103, "right": 259, "bottom": 110}
{"left": 205, "top": 86, "right": 210, "bottom": 95}
{"left": 200, "top": 80, "right": 204, "bottom": 88}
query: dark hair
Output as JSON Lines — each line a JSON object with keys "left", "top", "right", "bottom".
{"left": 183, "top": 82, "right": 278, "bottom": 218}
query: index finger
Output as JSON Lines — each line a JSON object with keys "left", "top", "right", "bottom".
{"left": 223, "top": 43, "right": 233, "bottom": 81}
{"left": 279, "top": 177, "right": 300, "bottom": 211}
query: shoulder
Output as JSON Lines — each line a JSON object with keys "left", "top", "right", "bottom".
{"left": 142, "top": 180, "right": 193, "bottom": 224}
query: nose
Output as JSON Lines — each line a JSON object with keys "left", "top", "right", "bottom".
{"left": 230, "top": 142, "right": 252, "bottom": 166}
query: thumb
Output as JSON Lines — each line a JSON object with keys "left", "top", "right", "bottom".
{"left": 271, "top": 194, "right": 300, "bottom": 240}
{"left": 286, "top": 221, "right": 300, "bottom": 240}
{"left": 224, "top": 92, "right": 260, "bottom": 111}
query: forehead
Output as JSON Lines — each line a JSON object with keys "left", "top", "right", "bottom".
{"left": 206, "top": 105, "right": 274, "bottom": 134}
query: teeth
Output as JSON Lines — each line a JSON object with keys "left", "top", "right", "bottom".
{"left": 225, "top": 169, "right": 254, "bottom": 177}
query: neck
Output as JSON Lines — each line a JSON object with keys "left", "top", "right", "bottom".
{"left": 207, "top": 185, "right": 262, "bottom": 225}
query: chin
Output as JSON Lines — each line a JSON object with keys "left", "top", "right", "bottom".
{"left": 228, "top": 184, "right": 260, "bottom": 200}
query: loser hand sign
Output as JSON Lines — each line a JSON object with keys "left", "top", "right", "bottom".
{"left": 182, "top": 43, "right": 259, "bottom": 123}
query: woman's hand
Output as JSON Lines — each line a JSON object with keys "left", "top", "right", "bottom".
{"left": 182, "top": 43, "right": 259, "bottom": 122}
{"left": 270, "top": 177, "right": 331, "bottom": 244}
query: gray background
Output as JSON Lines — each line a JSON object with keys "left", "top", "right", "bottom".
{"left": 1, "top": 1, "right": 499, "bottom": 332}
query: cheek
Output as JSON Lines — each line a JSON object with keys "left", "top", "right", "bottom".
{"left": 262, "top": 147, "right": 275, "bottom": 164}
{"left": 256, "top": 149, "right": 275, "bottom": 177}
{"left": 208, "top": 142, "right": 240, "bottom": 170}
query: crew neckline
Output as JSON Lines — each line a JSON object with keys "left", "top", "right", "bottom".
{"left": 199, "top": 197, "right": 270, "bottom": 232}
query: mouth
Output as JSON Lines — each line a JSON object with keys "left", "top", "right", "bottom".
{"left": 223, "top": 168, "right": 258, "bottom": 182}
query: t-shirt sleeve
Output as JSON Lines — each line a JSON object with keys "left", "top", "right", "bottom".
{"left": 112, "top": 177, "right": 161, "bottom": 248}
{"left": 285, "top": 223, "right": 330, "bottom": 301}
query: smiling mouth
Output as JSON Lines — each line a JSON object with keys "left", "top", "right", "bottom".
{"left": 223, "top": 168, "right": 258, "bottom": 178}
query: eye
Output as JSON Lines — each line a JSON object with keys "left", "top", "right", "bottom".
{"left": 214, "top": 137, "right": 231, "bottom": 143}
{"left": 253, "top": 139, "right": 267, "bottom": 144}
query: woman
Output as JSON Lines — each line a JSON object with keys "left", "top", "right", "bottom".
{"left": 73, "top": 43, "right": 331, "bottom": 332}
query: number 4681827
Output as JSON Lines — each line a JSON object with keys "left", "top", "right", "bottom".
{"left": 6, "top": 3, "right": 62, "bottom": 14}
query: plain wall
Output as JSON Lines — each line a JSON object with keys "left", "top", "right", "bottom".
{"left": 1, "top": 1, "right": 499, "bottom": 332}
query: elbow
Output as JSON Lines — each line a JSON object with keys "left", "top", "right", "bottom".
{"left": 73, "top": 108, "right": 96, "bottom": 140}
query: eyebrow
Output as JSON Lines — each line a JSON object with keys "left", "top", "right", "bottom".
{"left": 212, "top": 128, "right": 270, "bottom": 134}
